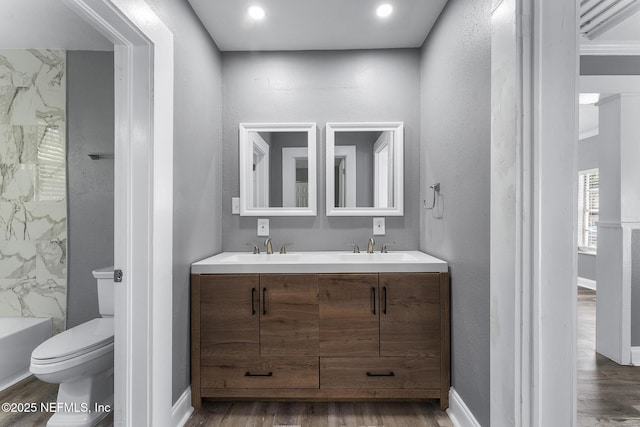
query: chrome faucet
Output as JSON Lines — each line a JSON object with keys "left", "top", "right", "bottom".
{"left": 264, "top": 238, "right": 273, "bottom": 254}
{"left": 246, "top": 242, "right": 260, "bottom": 254}
{"left": 279, "top": 242, "right": 293, "bottom": 254}
{"left": 367, "top": 237, "right": 375, "bottom": 254}
{"left": 347, "top": 242, "right": 360, "bottom": 253}
{"left": 380, "top": 242, "right": 396, "bottom": 253}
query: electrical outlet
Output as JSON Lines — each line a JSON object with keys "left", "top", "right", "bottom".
{"left": 231, "top": 197, "right": 240, "bottom": 214}
{"left": 373, "top": 217, "right": 385, "bottom": 235}
{"left": 257, "top": 218, "right": 269, "bottom": 236}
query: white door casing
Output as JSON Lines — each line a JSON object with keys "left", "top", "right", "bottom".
{"left": 62, "top": 0, "right": 174, "bottom": 426}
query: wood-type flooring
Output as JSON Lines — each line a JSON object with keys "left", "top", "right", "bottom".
{"left": 577, "top": 287, "right": 640, "bottom": 426}
{"left": 1, "top": 288, "right": 638, "bottom": 426}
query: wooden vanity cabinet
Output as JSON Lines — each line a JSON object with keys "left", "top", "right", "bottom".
{"left": 319, "top": 273, "right": 379, "bottom": 357}
{"left": 192, "top": 273, "right": 320, "bottom": 405}
{"left": 192, "top": 271, "right": 450, "bottom": 410}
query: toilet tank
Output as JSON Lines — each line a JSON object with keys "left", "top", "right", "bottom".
{"left": 92, "top": 267, "right": 114, "bottom": 317}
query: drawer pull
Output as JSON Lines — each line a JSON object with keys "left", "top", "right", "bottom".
{"left": 262, "top": 287, "right": 267, "bottom": 315}
{"left": 244, "top": 371, "right": 273, "bottom": 377}
{"left": 251, "top": 288, "right": 256, "bottom": 315}
{"left": 383, "top": 286, "right": 387, "bottom": 315}
{"left": 371, "top": 286, "right": 376, "bottom": 315}
{"left": 366, "top": 371, "right": 395, "bottom": 377}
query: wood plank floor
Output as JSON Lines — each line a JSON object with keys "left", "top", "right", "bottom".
{"left": 0, "top": 376, "right": 113, "bottom": 427}
{"left": 577, "top": 287, "right": 640, "bottom": 426}
{"left": 185, "top": 401, "right": 452, "bottom": 427}
{"left": 1, "top": 289, "right": 637, "bottom": 426}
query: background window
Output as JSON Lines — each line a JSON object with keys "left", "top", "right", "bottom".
{"left": 578, "top": 169, "right": 599, "bottom": 252}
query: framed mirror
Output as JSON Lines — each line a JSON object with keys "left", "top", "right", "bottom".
{"left": 326, "top": 122, "right": 403, "bottom": 216}
{"left": 239, "top": 123, "right": 317, "bottom": 216}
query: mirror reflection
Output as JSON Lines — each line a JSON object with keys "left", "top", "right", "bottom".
{"left": 239, "top": 123, "right": 317, "bottom": 216}
{"left": 326, "top": 122, "right": 403, "bottom": 216}
{"left": 334, "top": 130, "right": 395, "bottom": 208}
{"left": 249, "top": 131, "right": 309, "bottom": 208}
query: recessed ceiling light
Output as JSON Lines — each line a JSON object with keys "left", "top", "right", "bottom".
{"left": 376, "top": 4, "right": 393, "bottom": 18}
{"left": 248, "top": 5, "right": 266, "bottom": 20}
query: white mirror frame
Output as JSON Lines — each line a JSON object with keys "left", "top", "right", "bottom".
{"left": 326, "top": 122, "right": 404, "bottom": 216}
{"left": 239, "top": 122, "right": 317, "bottom": 216}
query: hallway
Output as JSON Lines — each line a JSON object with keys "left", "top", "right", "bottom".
{"left": 577, "top": 288, "right": 640, "bottom": 426}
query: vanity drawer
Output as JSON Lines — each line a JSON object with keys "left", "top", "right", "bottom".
{"left": 201, "top": 357, "right": 319, "bottom": 389}
{"left": 320, "top": 357, "right": 439, "bottom": 389}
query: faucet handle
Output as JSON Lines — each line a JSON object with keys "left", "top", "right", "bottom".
{"left": 380, "top": 242, "right": 396, "bottom": 253}
{"left": 245, "top": 242, "right": 260, "bottom": 254}
{"left": 279, "top": 242, "right": 293, "bottom": 254}
{"left": 347, "top": 242, "right": 360, "bottom": 253}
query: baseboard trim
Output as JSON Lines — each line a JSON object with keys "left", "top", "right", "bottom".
{"left": 172, "top": 387, "right": 194, "bottom": 427}
{"left": 631, "top": 347, "right": 640, "bottom": 367}
{"left": 578, "top": 277, "right": 596, "bottom": 291}
{"left": 446, "top": 387, "right": 481, "bottom": 427}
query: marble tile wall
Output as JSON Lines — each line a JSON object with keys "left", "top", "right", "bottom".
{"left": 0, "top": 49, "right": 67, "bottom": 333}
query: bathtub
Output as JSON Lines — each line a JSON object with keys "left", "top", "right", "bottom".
{"left": 0, "top": 317, "right": 52, "bottom": 391}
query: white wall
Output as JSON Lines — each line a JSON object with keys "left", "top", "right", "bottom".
{"left": 420, "top": 0, "right": 491, "bottom": 425}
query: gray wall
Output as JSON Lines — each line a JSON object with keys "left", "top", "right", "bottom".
{"left": 578, "top": 253, "right": 597, "bottom": 281}
{"left": 66, "top": 51, "right": 114, "bottom": 328}
{"left": 633, "top": 229, "right": 640, "bottom": 346}
{"left": 222, "top": 50, "right": 421, "bottom": 252}
{"left": 419, "top": 0, "right": 491, "bottom": 425}
{"left": 144, "top": 0, "right": 223, "bottom": 404}
{"left": 578, "top": 135, "right": 598, "bottom": 281}
{"left": 581, "top": 56, "right": 640, "bottom": 75}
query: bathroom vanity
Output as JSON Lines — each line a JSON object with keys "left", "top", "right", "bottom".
{"left": 190, "top": 251, "right": 450, "bottom": 410}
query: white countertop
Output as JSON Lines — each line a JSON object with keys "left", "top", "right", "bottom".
{"left": 191, "top": 250, "right": 448, "bottom": 274}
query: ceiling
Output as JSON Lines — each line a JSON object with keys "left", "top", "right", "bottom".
{"left": 0, "top": 0, "right": 111, "bottom": 51}
{"left": 187, "top": 0, "right": 449, "bottom": 51}
{"left": 580, "top": 1, "right": 640, "bottom": 53}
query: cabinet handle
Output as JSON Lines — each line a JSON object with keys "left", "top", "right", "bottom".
{"left": 262, "top": 287, "right": 267, "bottom": 315}
{"left": 366, "top": 371, "right": 395, "bottom": 377}
{"left": 371, "top": 286, "right": 376, "bottom": 315}
{"left": 383, "top": 286, "right": 387, "bottom": 315}
{"left": 245, "top": 372, "right": 273, "bottom": 377}
{"left": 251, "top": 288, "right": 256, "bottom": 315}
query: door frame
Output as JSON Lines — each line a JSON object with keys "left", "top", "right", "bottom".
{"left": 62, "top": 0, "right": 174, "bottom": 425}
{"left": 491, "top": 0, "right": 578, "bottom": 425}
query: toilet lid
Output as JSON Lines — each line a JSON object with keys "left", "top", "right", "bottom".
{"left": 32, "top": 318, "right": 114, "bottom": 363}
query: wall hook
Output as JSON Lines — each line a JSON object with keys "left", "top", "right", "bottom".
{"left": 423, "top": 183, "right": 440, "bottom": 210}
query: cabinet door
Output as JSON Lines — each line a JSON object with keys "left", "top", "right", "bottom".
{"left": 319, "top": 274, "right": 379, "bottom": 357}
{"left": 260, "top": 274, "right": 319, "bottom": 357}
{"left": 200, "top": 274, "right": 259, "bottom": 360}
{"left": 379, "top": 273, "right": 441, "bottom": 357}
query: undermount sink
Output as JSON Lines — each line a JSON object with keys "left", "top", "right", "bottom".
{"left": 191, "top": 250, "right": 448, "bottom": 274}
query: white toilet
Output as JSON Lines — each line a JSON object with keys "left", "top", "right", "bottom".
{"left": 30, "top": 267, "right": 115, "bottom": 427}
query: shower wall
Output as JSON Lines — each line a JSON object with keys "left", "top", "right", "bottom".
{"left": 0, "top": 49, "right": 67, "bottom": 333}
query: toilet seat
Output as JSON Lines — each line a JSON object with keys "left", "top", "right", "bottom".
{"left": 31, "top": 318, "right": 114, "bottom": 364}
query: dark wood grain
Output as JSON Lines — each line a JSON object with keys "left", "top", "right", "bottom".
{"left": 379, "top": 273, "right": 441, "bottom": 358}
{"left": 200, "top": 274, "right": 260, "bottom": 360}
{"left": 440, "top": 271, "right": 450, "bottom": 410}
{"left": 191, "top": 273, "right": 201, "bottom": 408}
{"left": 200, "top": 357, "right": 319, "bottom": 389}
{"left": 319, "top": 274, "right": 380, "bottom": 357}
{"left": 259, "top": 274, "right": 319, "bottom": 357}
{"left": 320, "top": 357, "right": 440, "bottom": 390}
